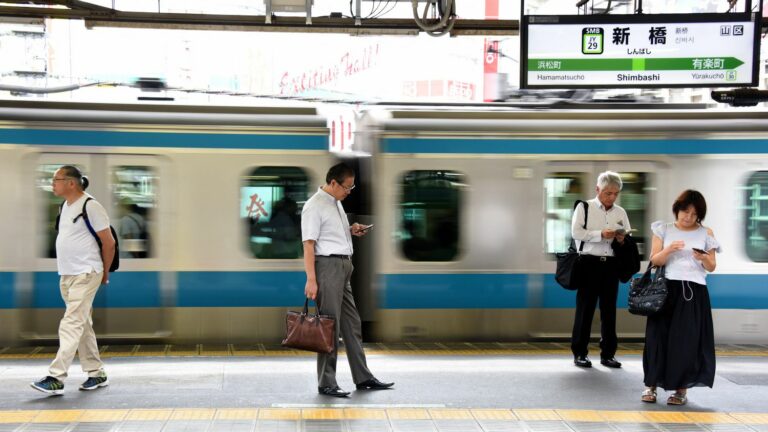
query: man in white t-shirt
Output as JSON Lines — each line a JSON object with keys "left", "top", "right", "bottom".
{"left": 31, "top": 165, "right": 115, "bottom": 396}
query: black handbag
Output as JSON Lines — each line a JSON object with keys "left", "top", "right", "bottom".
{"left": 555, "top": 200, "right": 588, "bottom": 290}
{"left": 628, "top": 263, "right": 669, "bottom": 316}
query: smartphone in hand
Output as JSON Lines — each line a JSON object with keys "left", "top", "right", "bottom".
{"left": 360, "top": 224, "right": 374, "bottom": 233}
{"left": 692, "top": 247, "right": 708, "bottom": 255}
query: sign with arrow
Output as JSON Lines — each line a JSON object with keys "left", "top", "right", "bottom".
{"left": 521, "top": 13, "right": 759, "bottom": 88}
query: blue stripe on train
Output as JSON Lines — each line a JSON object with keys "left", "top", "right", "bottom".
{"left": 382, "top": 138, "right": 768, "bottom": 155}
{"left": 6, "top": 271, "right": 768, "bottom": 310}
{"left": 176, "top": 271, "right": 305, "bottom": 307}
{"left": 0, "top": 129, "right": 327, "bottom": 150}
{"left": 0, "top": 272, "right": 14, "bottom": 308}
{"left": 15, "top": 271, "right": 305, "bottom": 309}
{"left": 380, "top": 273, "right": 768, "bottom": 310}
{"left": 28, "top": 272, "right": 162, "bottom": 308}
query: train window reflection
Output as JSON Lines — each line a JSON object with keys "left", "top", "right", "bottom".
{"left": 38, "top": 164, "right": 86, "bottom": 258}
{"left": 545, "top": 173, "right": 588, "bottom": 255}
{"left": 617, "top": 172, "right": 648, "bottom": 255}
{"left": 113, "top": 166, "right": 156, "bottom": 259}
{"left": 400, "top": 170, "right": 464, "bottom": 261}
{"left": 242, "top": 167, "right": 309, "bottom": 259}
{"left": 745, "top": 172, "right": 768, "bottom": 262}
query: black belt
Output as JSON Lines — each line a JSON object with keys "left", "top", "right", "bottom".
{"left": 326, "top": 254, "right": 351, "bottom": 259}
{"left": 581, "top": 255, "right": 614, "bottom": 262}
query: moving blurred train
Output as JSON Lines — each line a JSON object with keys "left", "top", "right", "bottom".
{"left": 1, "top": 100, "right": 767, "bottom": 345}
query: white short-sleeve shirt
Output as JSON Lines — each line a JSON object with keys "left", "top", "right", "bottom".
{"left": 651, "top": 221, "right": 721, "bottom": 285}
{"left": 56, "top": 194, "right": 110, "bottom": 275}
{"left": 571, "top": 197, "right": 631, "bottom": 257}
{"left": 301, "top": 187, "right": 353, "bottom": 256}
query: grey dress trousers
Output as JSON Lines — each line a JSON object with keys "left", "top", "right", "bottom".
{"left": 315, "top": 256, "right": 374, "bottom": 388}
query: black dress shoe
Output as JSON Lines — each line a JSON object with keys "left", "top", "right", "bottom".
{"left": 318, "top": 386, "right": 350, "bottom": 397}
{"left": 574, "top": 355, "right": 592, "bottom": 368}
{"left": 600, "top": 357, "right": 622, "bottom": 368}
{"left": 356, "top": 378, "right": 394, "bottom": 390}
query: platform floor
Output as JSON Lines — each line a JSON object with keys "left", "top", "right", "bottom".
{"left": 1, "top": 343, "right": 767, "bottom": 431}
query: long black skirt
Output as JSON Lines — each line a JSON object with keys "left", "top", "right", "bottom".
{"left": 643, "top": 279, "right": 716, "bottom": 391}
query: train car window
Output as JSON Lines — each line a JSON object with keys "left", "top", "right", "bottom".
{"left": 112, "top": 166, "right": 156, "bottom": 259}
{"left": 242, "top": 167, "right": 309, "bottom": 259}
{"left": 400, "top": 170, "right": 465, "bottom": 261}
{"left": 37, "top": 164, "right": 86, "bottom": 258}
{"left": 745, "top": 171, "right": 768, "bottom": 262}
{"left": 617, "top": 172, "right": 649, "bottom": 254}
{"left": 545, "top": 173, "right": 588, "bottom": 255}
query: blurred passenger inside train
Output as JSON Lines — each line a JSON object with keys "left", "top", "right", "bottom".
{"left": 570, "top": 171, "right": 630, "bottom": 369}
{"left": 118, "top": 198, "right": 149, "bottom": 258}
{"left": 302, "top": 162, "right": 394, "bottom": 398}
{"left": 642, "top": 190, "right": 720, "bottom": 406}
{"left": 31, "top": 165, "right": 113, "bottom": 396}
{"left": 269, "top": 196, "right": 301, "bottom": 259}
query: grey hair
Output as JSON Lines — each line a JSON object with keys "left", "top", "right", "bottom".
{"left": 59, "top": 165, "right": 89, "bottom": 191}
{"left": 596, "top": 171, "right": 623, "bottom": 191}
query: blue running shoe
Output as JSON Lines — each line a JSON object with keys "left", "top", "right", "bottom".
{"left": 79, "top": 374, "right": 109, "bottom": 391}
{"left": 30, "top": 376, "right": 64, "bottom": 395}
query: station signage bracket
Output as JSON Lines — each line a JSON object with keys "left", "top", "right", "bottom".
{"left": 520, "top": 12, "right": 761, "bottom": 89}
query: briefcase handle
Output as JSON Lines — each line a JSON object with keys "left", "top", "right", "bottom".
{"left": 302, "top": 298, "right": 320, "bottom": 316}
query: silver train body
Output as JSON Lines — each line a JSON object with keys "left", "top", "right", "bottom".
{"left": 1, "top": 101, "right": 767, "bottom": 345}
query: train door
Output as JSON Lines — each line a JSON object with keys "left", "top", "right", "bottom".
{"left": 23, "top": 153, "right": 170, "bottom": 342}
{"left": 103, "top": 154, "right": 171, "bottom": 339}
{"left": 336, "top": 156, "right": 376, "bottom": 339}
{"left": 534, "top": 161, "right": 660, "bottom": 338}
{"left": 21, "top": 153, "right": 94, "bottom": 342}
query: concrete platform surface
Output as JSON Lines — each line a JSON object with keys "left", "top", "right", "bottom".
{"left": 0, "top": 348, "right": 767, "bottom": 431}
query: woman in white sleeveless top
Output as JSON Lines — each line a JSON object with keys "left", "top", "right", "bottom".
{"left": 642, "top": 189, "right": 721, "bottom": 406}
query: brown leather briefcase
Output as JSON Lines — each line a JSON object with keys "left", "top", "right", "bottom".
{"left": 281, "top": 299, "right": 335, "bottom": 353}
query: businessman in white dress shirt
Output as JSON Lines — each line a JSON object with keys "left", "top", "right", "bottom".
{"left": 302, "top": 162, "right": 394, "bottom": 397}
{"left": 570, "top": 171, "right": 630, "bottom": 369}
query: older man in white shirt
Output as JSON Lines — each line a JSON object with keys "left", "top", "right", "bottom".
{"left": 570, "top": 171, "right": 630, "bottom": 369}
{"left": 31, "top": 165, "right": 114, "bottom": 396}
{"left": 302, "top": 162, "right": 394, "bottom": 397}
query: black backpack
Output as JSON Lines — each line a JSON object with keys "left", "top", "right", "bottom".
{"left": 55, "top": 197, "right": 120, "bottom": 272}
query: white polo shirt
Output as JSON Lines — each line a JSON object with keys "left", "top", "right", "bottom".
{"left": 571, "top": 197, "right": 631, "bottom": 257}
{"left": 301, "top": 187, "right": 353, "bottom": 256}
{"left": 56, "top": 194, "right": 110, "bottom": 275}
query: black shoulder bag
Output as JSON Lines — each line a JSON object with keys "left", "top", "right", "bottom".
{"left": 628, "top": 263, "right": 668, "bottom": 316}
{"left": 555, "top": 200, "right": 588, "bottom": 290}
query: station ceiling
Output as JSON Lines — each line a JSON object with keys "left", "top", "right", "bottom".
{"left": 0, "top": 0, "right": 517, "bottom": 35}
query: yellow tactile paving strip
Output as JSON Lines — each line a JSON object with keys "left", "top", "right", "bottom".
{"left": 124, "top": 409, "right": 172, "bottom": 421}
{"left": 77, "top": 409, "right": 129, "bottom": 422}
{"left": 344, "top": 408, "right": 387, "bottom": 420}
{"left": 471, "top": 409, "right": 517, "bottom": 421}
{"left": 731, "top": 413, "right": 768, "bottom": 424}
{"left": 0, "top": 408, "right": 767, "bottom": 426}
{"left": 1, "top": 342, "right": 766, "bottom": 359}
{"left": 214, "top": 408, "right": 259, "bottom": 420}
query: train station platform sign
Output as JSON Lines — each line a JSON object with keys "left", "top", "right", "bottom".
{"left": 520, "top": 13, "right": 760, "bottom": 89}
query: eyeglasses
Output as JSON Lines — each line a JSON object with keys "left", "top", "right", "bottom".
{"left": 51, "top": 177, "right": 72, "bottom": 183}
{"left": 335, "top": 180, "right": 355, "bottom": 192}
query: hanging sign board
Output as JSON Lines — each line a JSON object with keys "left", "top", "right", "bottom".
{"left": 520, "top": 13, "right": 760, "bottom": 88}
